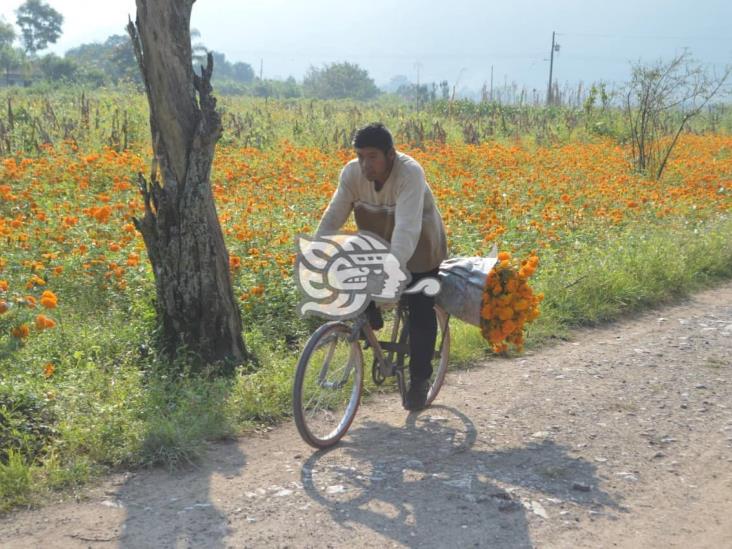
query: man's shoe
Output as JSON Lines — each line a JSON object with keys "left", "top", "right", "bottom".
{"left": 405, "top": 378, "right": 430, "bottom": 411}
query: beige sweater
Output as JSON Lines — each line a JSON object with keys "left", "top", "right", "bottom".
{"left": 316, "top": 152, "right": 448, "bottom": 273}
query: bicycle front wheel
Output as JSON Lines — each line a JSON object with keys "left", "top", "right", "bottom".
{"left": 293, "top": 322, "right": 364, "bottom": 448}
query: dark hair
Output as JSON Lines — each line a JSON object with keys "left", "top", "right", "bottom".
{"left": 352, "top": 123, "right": 394, "bottom": 154}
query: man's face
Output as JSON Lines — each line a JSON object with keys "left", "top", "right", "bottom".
{"left": 356, "top": 146, "right": 395, "bottom": 183}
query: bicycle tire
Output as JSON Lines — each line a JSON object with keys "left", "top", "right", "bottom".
{"left": 293, "top": 321, "right": 364, "bottom": 448}
{"left": 425, "top": 305, "right": 451, "bottom": 405}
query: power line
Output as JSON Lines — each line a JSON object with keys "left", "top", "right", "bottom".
{"left": 225, "top": 48, "right": 545, "bottom": 62}
{"left": 557, "top": 31, "right": 730, "bottom": 41}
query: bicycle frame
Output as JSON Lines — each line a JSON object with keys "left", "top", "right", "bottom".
{"left": 345, "top": 304, "right": 403, "bottom": 374}
{"left": 348, "top": 301, "right": 449, "bottom": 407}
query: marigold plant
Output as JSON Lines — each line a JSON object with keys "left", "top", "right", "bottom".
{"left": 0, "top": 281, "right": 60, "bottom": 345}
{"left": 480, "top": 251, "right": 543, "bottom": 353}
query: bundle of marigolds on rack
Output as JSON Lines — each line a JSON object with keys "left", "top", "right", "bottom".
{"left": 480, "top": 251, "right": 543, "bottom": 353}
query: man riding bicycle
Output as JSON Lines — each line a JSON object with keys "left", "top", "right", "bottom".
{"left": 315, "top": 123, "right": 448, "bottom": 410}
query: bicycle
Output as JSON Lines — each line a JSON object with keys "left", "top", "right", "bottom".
{"left": 293, "top": 293, "right": 451, "bottom": 449}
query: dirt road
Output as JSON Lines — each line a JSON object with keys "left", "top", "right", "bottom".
{"left": 2, "top": 284, "right": 731, "bottom": 548}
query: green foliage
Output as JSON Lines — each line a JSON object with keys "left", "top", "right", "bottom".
{"left": 64, "top": 35, "right": 140, "bottom": 85}
{"left": 0, "top": 20, "right": 16, "bottom": 48}
{"left": 36, "top": 53, "right": 77, "bottom": 81}
{"left": 530, "top": 216, "right": 732, "bottom": 338}
{"left": 209, "top": 51, "right": 255, "bottom": 84}
{"left": 138, "top": 376, "right": 234, "bottom": 470}
{"left": 58, "top": 29, "right": 259, "bottom": 89}
{"left": 0, "top": 386, "right": 57, "bottom": 464}
{"left": 303, "top": 62, "right": 380, "bottom": 100}
{"left": 15, "top": 0, "right": 63, "bottom": 55}
{"left": 8, "top": 90, "right": 728, "bottom": 156}
{"left": 0, "top": 45, "right": 25, "bottom": 81}
{"left": 395, "top": 82, "right": 442, "bottom": 104}
{"left": 0, "top": 450, "right": 32, "bottom": 511}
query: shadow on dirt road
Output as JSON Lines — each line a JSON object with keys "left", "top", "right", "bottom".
{"left": 116, "top": 439, "right": 247, "bottom": 549}
{"left": 301, "top": 406, "right": 622, "bottom": 548}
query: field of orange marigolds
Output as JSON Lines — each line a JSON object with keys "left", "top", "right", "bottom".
{"left": 1, "top": 95, "right": 732, "bottom": 506}
{"left": 1, "top": 133, "right": 731, "bottom": 357}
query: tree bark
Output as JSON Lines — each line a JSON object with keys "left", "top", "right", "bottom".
{"left": 127, "top": 0, "right": 247, "bottom": 370}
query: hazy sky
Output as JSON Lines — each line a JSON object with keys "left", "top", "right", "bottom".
{"left": 2, "top": 0, "right": 730, "bottom": 93}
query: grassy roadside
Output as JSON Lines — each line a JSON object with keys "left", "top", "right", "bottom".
{"left": 2, "top": 214, "right": 730, "bottom": 512}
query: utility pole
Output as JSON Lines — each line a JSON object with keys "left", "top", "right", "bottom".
{"left": 490, "top": 64, "right": 494, "bottom": 102}
{"left": 547, "top": 31, "right": 559, "bottom": 105}
{"left": 259, "top": 58, "right": 263, "bottom": 80}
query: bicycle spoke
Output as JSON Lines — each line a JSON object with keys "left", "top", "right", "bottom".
{"left": 294, "top": 323, "right": 363, "bottom": 447}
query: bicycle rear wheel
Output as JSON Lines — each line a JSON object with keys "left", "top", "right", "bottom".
{"left": 426, "top": 305, "right": 451, "bottom": 405}
{"left": 293, "top": 322, "right": 364, "bottom": 448}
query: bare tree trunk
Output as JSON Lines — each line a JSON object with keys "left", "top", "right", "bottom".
{"left": 127, "top": 0, "right": 247, "bottom": 370}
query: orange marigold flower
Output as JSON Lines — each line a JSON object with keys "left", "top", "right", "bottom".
{"left": 0, "top": 300, "right": 8, "bottom": 314}
{"left": 43, "top": 363, "right": 55, "bottom": 378}
{"left": 35, "top": 314, "right": 56, "bottom": 330}
{"left": 519, "top": 265, "right": 536, "bottom": 278}
{"left": 0, "top": 280, "right": 8, "bottom": 291}
{"left": 502, "top": 319, "right": 517, "bottom": 335}
{"left": 11, "top": 323, "right": 30, "bottom": 339}
{"left": 491, "top": 342, "right": 507, "bottom": 354}
{"left": 40, "top": 290, "right": 58, "bottom": 309}
{"left": 25, "top": 274, "right": 46, "bottom": 289}
{"left": 488, "top": 328, "right": 503, "bottom": 344}
{"left": 497, "top": 251, "right": 511, "bottom": 261}
{"left": 497, "top": 307, "right": 514, "bottom": 321}
{"left": 497, "top": 295, "right": 511, "bottom": 307}
{"left": 25, "top": 295, "right": 37, "bottom": 308}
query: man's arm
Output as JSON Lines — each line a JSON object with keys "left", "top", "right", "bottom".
{"left": 315, "top": 168, "right": 355, "bottom": 235}
{"left": 390, "top": 166, "right": 426, "bottom": 268}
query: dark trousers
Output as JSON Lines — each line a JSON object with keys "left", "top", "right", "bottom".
{"left": 407, "top": 267, "right": 439, "bottom": 382}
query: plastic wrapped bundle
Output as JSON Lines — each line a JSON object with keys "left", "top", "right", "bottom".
{"left": 434, "top": 251, "right": 498, "bottom": 326}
